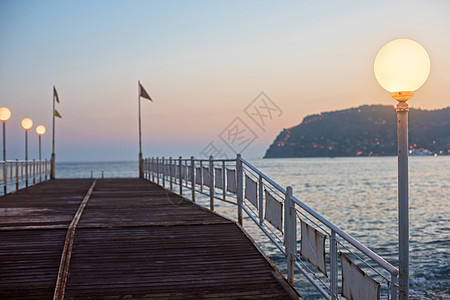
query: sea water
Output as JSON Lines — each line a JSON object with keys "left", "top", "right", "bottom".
{"left": 55, "top": 156, "right": 449, "bottom": 299}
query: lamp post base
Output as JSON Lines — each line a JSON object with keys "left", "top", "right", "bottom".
{"left": 139, "top": 153, "right": 143, "bottom": 179}
{"left": 50, "top": 153, "right": 56, "bottom": 180}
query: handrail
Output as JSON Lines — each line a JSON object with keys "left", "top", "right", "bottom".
{"left": 241, "top": 156, "right": 397, "bottom": 275}
{"left": 178, "top": 158, "right": 236, "bottom": 162}
{"left": 240, "top": 157, "right": 287, "bottom": 195}
{"left": 291, "top": 194, "right": 398, "bottom": 275}
{"left": 143, "top": 155, "right": 399, "bottom": 299}
{"left": 2, "top": 159, "right": 48, "bottom": 163}
{"left": 1, "top": 159, "right": 51, "bottom": 195}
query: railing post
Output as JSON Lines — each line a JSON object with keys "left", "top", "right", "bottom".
{"left": 143, "top": 158, "right": 146, "bottom": 179}
{"left": 160, "top": 157, "right": 162, "bottom": 185}
{"left": 284, "top": 186, "right": 295, "bottom": 285}
{"left": 154, "top": 157, "right": 157, "bottom": 182}
{"left": 25, "top": 159, "right": 28, "bottom": 187}
{"left": 3, "top": 161, "right": 6, "bottom": 195}
{"left": 178, "top": 156, "right": 182, "bottom": 196}
{"left": 156, "top": 157, "right": 160, "bottom": 185}
{"left": 330, "top": 230, "right": 338, "bottom": 299}
{"left": 162, "top": 157, "right": 165, "bottom": 188}
{"left": 150, "top": 158, "right": 153, "bottom": 182}
{"left": 222, "top": 160, "right": 226, "bottom": 201}
{"left": 236, "top": 154, "right": 243, "bottom": 226}
{"left": 44, "top": 159, "right": 47, "bottom": 181}
{"left": 391, "top": 273, "right": 398, "bottom": 300}
{"left": 16, "top": 160, "right": 19, "bottom": 191}
{"left": 191, "top": 156, "right": 195, "bottom": 202}
{"left": 146, "top": 158, "right": 149, "bottom": 179}
{"left": 33, "top": 159, "right": 36, "bottom": 185}
{"left": 209, "top": 156, "right": 214, "bottom": 211}
{"left": 148, "top": 157, "right": 153, "bottom": 181}
{"left": 199, "top": 160, "right": 203, "bottom": 193}
{"left": 185, "top": 159, "right": 188, "bottom": 190}
{"left": 148, "top": 158, "right": 151, "bottom": 181}
{"left": 291, "top": 190, "right": 297, "bottom": 286}
{"left": 151, "top": 158, "right": 154, "bottom": 182}
{"left": 169, "top": 157, "right": 173, "bottom": 191}
{"left": 258, "top": 175, "right": 264, "bottom": 225}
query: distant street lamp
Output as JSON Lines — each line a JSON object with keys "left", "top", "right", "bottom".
{"left": 36, "top": 125, "right": 46, "bottom": 182}
{"left": 0, "top": 107, "right": 11, "bottom": 194}
{"left": 21, "top": 117, "right": 33, "bottom": 187}
{"left": 374, "top": 39, "right": 430, "bottom": 300}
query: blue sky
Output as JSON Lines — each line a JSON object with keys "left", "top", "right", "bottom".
{"left": 1, "top": 0, "right": 449, "bottom": 161}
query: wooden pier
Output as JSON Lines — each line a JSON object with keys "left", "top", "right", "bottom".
{"left": 0, "top": 178, "right": 299, "bottom": 299}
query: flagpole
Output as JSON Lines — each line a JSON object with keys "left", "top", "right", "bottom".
{"left": 138, "top": 80, "right": 143, "bottom": 178}
{"left": 51, "top": 86, "right": 56, "bottom": 179}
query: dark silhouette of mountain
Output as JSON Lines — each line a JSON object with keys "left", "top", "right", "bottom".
{"left": 264, "top": 105, "right": 450, "bottom": 158}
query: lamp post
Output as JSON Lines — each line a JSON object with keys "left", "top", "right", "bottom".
{"left": 374, "top": 39, "right": 430, "bottom": 300}
{"left": 21, "top": 117, "right": 33, "bottom": 187}
{"left": 36, "top": 125, "right": 46, "bottom": 182}
{"left": 0, "top": 107, "right": 11, "bottom": 194}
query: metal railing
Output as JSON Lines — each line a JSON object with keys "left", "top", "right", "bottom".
{"left": 143, "top": 155, "right": 399, "bottom": 299}
{"left": 1, "top": 159, "right": 51, "bottom": 195}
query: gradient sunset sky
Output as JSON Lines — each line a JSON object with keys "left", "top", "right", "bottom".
{"left": 1, "top": 0, "right": 449, "bottom": 161}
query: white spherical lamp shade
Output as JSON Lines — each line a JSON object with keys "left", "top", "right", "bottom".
{"left": 374, "top": 39, "right": 430, "bottom": 93}
{"left": 36, "top": 125, "right": 46, "bottom": 135}
{"left": 0, "top": 107, "right": 11, "bottom": 122}
{"left": 21, "top": 117, "right": 33, "bottom": 130}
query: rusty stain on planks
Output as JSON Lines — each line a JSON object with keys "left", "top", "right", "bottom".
{"left": 54, "top": 179, "right": 97, "bottom": 300}
{"left": 0, "top": 178, "right": 300, "bottom": 299}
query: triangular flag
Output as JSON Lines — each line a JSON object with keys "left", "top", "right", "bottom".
{"left": 54, "top": 86, "right": 60, "bottom": 103}
{"left": 139, "top": 83, "right": 153, "bottom": 101}
{"left": 55, "top": 109, "right": 62, "bottom": 119}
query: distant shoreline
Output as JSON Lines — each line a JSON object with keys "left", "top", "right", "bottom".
{"left": 264, "top": 105, "right": 449, "bottom": 159}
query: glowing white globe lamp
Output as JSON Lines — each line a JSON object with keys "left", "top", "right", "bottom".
{"left": 374, "top": 39, "right": 431, "bottom": 300}
{"left": 374, "top": 39, "right": 430, "bottom": 101}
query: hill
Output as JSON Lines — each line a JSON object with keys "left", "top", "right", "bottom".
{"left": 264, "top": 105, "right": 450, "bottom": 158}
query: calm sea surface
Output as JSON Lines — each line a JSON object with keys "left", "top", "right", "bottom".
{"left": 56, "top": 157, "right": 450, "bottom": 299}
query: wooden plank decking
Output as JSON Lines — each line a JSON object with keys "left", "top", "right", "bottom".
{"left": 0, "top": 178, "right": 299, "bottom": 299}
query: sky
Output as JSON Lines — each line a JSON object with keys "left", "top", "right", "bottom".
{"left": 1, "top": 0, "right": 449, "bottom": 162}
